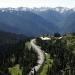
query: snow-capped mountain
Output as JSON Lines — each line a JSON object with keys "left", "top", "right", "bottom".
{"left": 0, "top": 7, "right": 75, "bottom": 36}
{"left": 53, "top": 7, "right": 70, "bottom": 13}
{"left": 0, "top": 7, "right": 60, "bottom": 36}
{"left": 0, "top": 7, "right": 75, "bottom": 13}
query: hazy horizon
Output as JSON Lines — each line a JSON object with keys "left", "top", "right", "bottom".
{"left": 0, "top": 0, "right": 75, "bottom": 8}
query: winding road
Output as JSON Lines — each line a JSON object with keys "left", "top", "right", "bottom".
{"left": 28, "top": 39, "right": 44, "bottom": 75}
{"left": 28, "top": 37, "right": 63, "bottom": 75}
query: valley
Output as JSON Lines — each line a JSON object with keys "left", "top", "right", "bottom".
{"left": 0, "top": 7, "right": 75, "bottom": 75}
{"left": 0, "top": 7, "right": 75, "bottom": 36}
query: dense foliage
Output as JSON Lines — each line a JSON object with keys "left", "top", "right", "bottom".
{"left": 36, "top": 34, "right": 75, "bottom": 75}
{"left": 0, "top": 31, "right": 38, "bottom": 75}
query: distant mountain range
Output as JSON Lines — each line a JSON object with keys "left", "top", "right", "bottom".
{"left": 0, "top": 7, "right": 75, "bottom": 36}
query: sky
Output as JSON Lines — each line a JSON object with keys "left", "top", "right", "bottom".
{"left": 0, "top": 0, "right": 75, "bottom": 8}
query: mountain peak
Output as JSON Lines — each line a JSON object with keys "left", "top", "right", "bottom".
{"left": 0, "top": 7, "right": 75, "bottom": 13}
{"left": 53, "top": 7, "right": 70, "bottom": 13}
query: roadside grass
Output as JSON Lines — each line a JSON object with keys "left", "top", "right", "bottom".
{"left": 64, "top": 36, "right": 75, "bottom": 53}
{"left": 25, "top": 42, "right": 31, "bottom": 49}
{"left": 8, "top": 64, "right": 22, "bottom": 75}
{"left": 40, "top": 53, "right": 53, "bottom": 75}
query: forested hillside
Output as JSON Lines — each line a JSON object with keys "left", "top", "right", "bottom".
{"left": 36, "top": 33, "right": 75, "bottom": 75}
{"left": 0, "top": 31, "right": 38, "bottom": 75}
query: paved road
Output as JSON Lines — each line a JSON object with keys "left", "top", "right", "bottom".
{"left": 28, "top": 39, "right": 44, "bottom": 75}
{"left": 28, "top": 37, "right": 63, "bottom": 75}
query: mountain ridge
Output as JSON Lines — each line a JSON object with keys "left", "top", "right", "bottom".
{"left": 0, "top": 7, "right": 75, "bottom": 36}
{"left": 0, "top": 7, "right": 75, "bottom": 13}
{"left": 0, "top": 9, "right": 59, "bottom": 36}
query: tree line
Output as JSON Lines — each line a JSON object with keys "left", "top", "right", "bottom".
{"left": 36, "top": 34, "right": 75, "bottom": 75}
{"left": 0, "top": 32, "right": 38, "bottom": 75}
